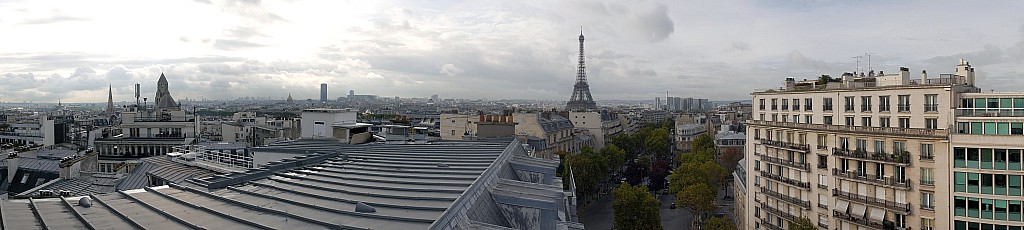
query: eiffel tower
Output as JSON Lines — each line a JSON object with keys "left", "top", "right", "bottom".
{"left": 566, "top": 29, "right": 597, "bottom": 111}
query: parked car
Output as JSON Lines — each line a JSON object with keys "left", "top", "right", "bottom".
{"left": 670, "top": 202, "right": 676, "bottom": 209}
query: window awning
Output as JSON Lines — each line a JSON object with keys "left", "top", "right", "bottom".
{"left": 868, "top": 207, "right": 886, "bottom": 223}
{"left": 835, "top": 200, "right": 850, "bottom": 213}
{"left": 851, "top": 203, "right": 867, "bottom": 217}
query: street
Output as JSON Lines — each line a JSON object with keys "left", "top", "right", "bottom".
{"left": 577, "top": 181, "right": 736, "bottom": 230}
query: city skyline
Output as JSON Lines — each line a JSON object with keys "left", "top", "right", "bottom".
{"left": 3, "top": 0, "right": 1024, "bottom": 103}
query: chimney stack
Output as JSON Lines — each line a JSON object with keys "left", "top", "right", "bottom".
{"left": 921, "top": 70, "right": 928, "bottom": 83}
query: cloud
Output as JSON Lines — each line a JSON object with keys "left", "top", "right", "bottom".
{"left": 727, "top": 41, "right": 751, "bottom": 52}
{"left": 2, "top": 0, "right": 1024, "bottom": 102}
{"left": 439, "top": 64, "right": 464, "bottom": 77}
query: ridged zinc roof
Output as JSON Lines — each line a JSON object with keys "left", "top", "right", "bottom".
{"left": 1, "top": 142, "right": 513, "bottom": 230}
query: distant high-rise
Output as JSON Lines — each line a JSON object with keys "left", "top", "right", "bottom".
{"left": 566, "top": 29, "right": 597, "bottom": 111}
{"left": 655, "top": 97, "right": 662, "bottom": 110}
{"left": 320, "top": 83, "right": 328, "bottom": 103}
{"left": 349, "top": 90, "right": 355, "bottom": 97}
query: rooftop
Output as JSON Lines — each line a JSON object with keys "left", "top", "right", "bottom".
{"left": 0, "top": 140, "right": 579, "bottom": 229}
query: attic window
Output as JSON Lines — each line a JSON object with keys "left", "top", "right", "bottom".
{"left": 20, "top": 174, "right": 29, "bottom": 184}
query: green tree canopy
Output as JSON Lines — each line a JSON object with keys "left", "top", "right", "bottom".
{"left": 600, "top": 144, "right": 627, "bottom": 171}
{"left": 566, "top": 146, "right": 609, "bottom": 202}
{"left": 612, "top": 183, "right": 662, "bottom": 230}
{"left": 788, "top": 217, "right": 816, "bottom": 230}
{"left": 702, "top": 216, "right": 737, "bottom": 230}
{"left": 644, "top": 127, "right": 671, "bottom": 158}
{"left": 693, "top": 133, "right": 715, "bottom": 151}
{"left": 676, "top": 183, "right": 716, "bottom": 219}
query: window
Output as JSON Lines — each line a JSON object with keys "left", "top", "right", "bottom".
{"left": 782, "top": 99, "right": 789, "bottom": 111}
{"left": 880, "top": 117, "right": 891, "bottom": 127}
{"left": 782, "top": 115, "right": 788, "bottom": 122}
{"left": 819, "top": 214, "right": 829, "bottom": 228}
{"left": 922, "top": 192, "right": 935, "bottom": 209}
{"left": 792, "top": 98, "right": 800, "bottom": 111}
{"left": 772, "top": 114, "right": 777, "bottom": 121}
{"left": 823, "top": 98, "right": 833, "bottom": 111}
{"left": 760, "top": 99, "right": 766, "bottom": 110}
{"left": 805, "top": 98, "right": 813, "bottom": 111}
{"left": 921, "top": 144, "right": 934, "bottom": 160}
{"left": 898, "top": 95, "right": 911, "bottom": 112}
{"left": 894, "top": 141, "right": 906, "bottom": 154}
{"left": 792, "top": 115, "right": 799, "bottom": 123}
{"left": 839, "top": 137, "right": 849, "bottom": 150}
{"left": 845, "top": 96, "right": 855, "bottom": 111}
{"left": 755, "top": 129, "right": 760, "bottom": 140}
{"left": 926, "top": 118, "right": 938, "bottom": 129}
{"left": 921, "top": 218, "right": 934, "bottom": 230}
{"left": 862, "top": 96, "right": 872, "bottom": 112}
{"left": 819, "top": 174, "right": 828, "bottom": 187}
{"left": 925, "top": 94, "right": 938, "bottom": 112}
{"left": 921, "top": 168, "right": 934, "bottom": 185}
{"left": 861, "top": 117, "right": 872, "bottom": 127}
{"left": 805, "top": 115, "right": 813, "bottom": 124}
{"left": 880, "top": 96, "right": 891, "bottom": 112}
{"left": 823, "top": 116, "right": 833, "bottom": 125}
{"left": 817, "top": 134, "right": 827, "bottom": 149}
{"left": 818, "top": 154, "right": 827, "bottom": 168}
{"left": 771, "top": 99, "right": 777, "bottom": 110}
{"left": 899, "top": 117, "right": 911, "bottom": 128}
{"left": 845, "top": 117, "right": 855, "bottom": 126}
{"left": 760, "top": 114, "right": 765, "bottom": 121}
{"left": 874, "top": 140, "right": 886, "bottom": 154}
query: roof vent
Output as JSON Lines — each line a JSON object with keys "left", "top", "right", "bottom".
{"left": 437, "top": 163, "right": 449, "bottom": 168}
{"left": 355, "top": 202, "right": 376, "bottom": 213}
{"left": 79, "top": 197, "right": 92, "bottom": 208}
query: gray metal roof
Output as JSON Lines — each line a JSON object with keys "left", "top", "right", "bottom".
{"left": 0, "top": 141, "right": 582, "bottom": 230}
{"left": 141, "top": 156, "right": 219, "bottom": 185}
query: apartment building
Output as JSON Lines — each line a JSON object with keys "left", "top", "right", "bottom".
{"left": 950, "top": 93, "right": 1024, "bottom": 230}
{"left": 745, "top": 59, "right": 982, "bottom": 230}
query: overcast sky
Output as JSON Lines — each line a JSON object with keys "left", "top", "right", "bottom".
{"left": 2, "top": 0, "right": 1024, "bottom": 103}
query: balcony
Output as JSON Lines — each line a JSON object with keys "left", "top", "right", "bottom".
{"left": 746, "top": 120, "right": 948, "bottom": 139}
{"left": 831, "top": 169, "right": 912, "bottom": 190}
{"left": 920, "top": 154, "right": 934, "bottom": 161}
{"left": 760, "top": 154, "right": 810, "bottom": 171}
{"left": 832, "top": 188, "right": 912, "bottom": 214}
{"left": 920, "top": 180, "right": 935, "bottom": 187}
{"left": 921, "top": 204, "right": 935, "bottom": 211}
{"left": 761, "top": 219, "right": 784, "bottom": 230}
{"left": 760, "top": 139, "right": 810, "bottom": 152}
{"left": 832, "top": 148, "right": 911, "bottom": 165}
{"left": 898, "top": 104, "right": 911, "bottom": 112}
{"left": 956, "top": 108, "right": 1024, "bottom": 117}
{"left": 761, "top": 203, "right": 800, "bottom": 222}
{"left": 833, "top": 210, "right": 886, "bottom": 229}
{"left": 761, "top": 187, "right": 811, "bottom": 209}
{"left": 760, "top": 171, "right": 811, "bottom": 189}
{"left": 817, "top": 144, "right": 828, "bottom": 150}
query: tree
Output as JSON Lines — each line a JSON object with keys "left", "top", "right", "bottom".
{"left": 612, "top": 183, "right": 662, "bottom": 230}
{"left": 648, "top": 160, "right": 670, "bottom": 191}
{"left": 816, "top": 74, "right": 836, "bottom": 86}
{"left": 566, "top": 146, "right": 609, "bottom": 202}
{"left": 693, "top": 133, "right": 715, "bottom": 151}
{"left": 788, "top": 217, "right": 816, "bottom": 230}
{"left": 600, "top": 144, "right": 627, "bottom": 172}
{"left": 644, "top": 127, "right": 671, "bottom": 159}
{"left": 702, "top": 216, "right": 737, "bottom": 230}
{"left": 624, "top": 162, "right": 645, "bottom": 186}
{"left": 677, "top": 183, "right": 716, "bottom": 220}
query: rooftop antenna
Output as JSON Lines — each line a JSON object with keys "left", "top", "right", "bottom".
{"left": 851, "top": 55, "right": 863, "bottom": 74}
{"left": 865, "top": 52, "right": 875, "bottom": 72}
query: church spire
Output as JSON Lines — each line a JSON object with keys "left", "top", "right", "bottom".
{"left": 106, "top": 84, "right": 115, "bottom": 114}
